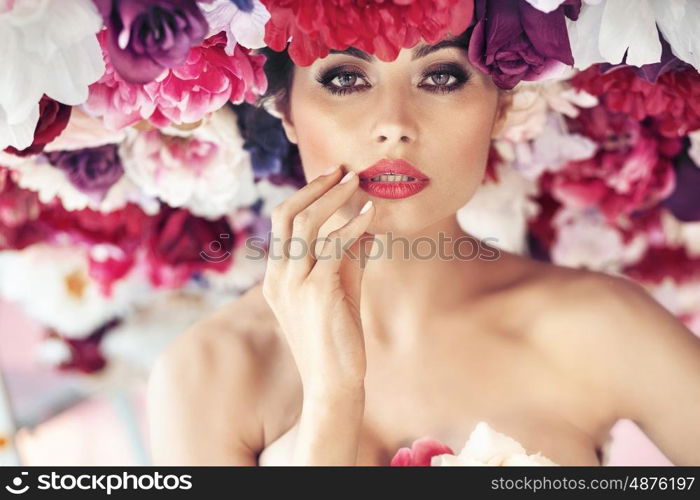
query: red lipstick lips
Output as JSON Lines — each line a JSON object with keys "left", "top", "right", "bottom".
{"left": 358, "top": 159, "right": 430, "bottom": 200}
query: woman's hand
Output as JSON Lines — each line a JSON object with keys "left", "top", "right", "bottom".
{"left": 262, "top": 165, "right": 376, "bottom": 398}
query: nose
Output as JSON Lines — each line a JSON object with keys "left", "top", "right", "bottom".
{"left": 371, "top": 90, "right": 418, "bottom": 145}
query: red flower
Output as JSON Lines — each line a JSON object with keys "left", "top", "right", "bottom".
{"left": 146, "top": 206, "right": 241, "bottom": 288}
{"left": 3, "top": 95, "right": 72, "bottom": 157}
{"left": 261, "top": 0, "right": 474, "bottom": 66}
{"left": 571, "top": 65, "right": 700, "bottom": 138}
{"left": 623, "top": 245, "right": 700, "bottom": 286}
{"left": 0, "top": 167, "right": 49, "bottom": 250}
{"left": 390, "top": 437, "right": 454, "bottom": 466}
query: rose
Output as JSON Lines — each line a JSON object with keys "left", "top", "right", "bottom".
{"left": 145, "top": 205, "right": 240, "bottom": 287}
{"left": 468, "top": 0, "right": 581, "bottom": 89}
{"left": 93, "top": 0, "right": 209, "bottom": 83}
{"left": 46, "top": 144, "right": 124, "bottom": 200}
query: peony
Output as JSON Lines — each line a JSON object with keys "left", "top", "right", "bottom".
{"left": 430, "top": 421, "right": 559, "bottom": 466}
{"left": 235, "top": 103, "right": 293, "bottom": 177}
{"left": 119, "top": 106, "right": 258, "bottom": 219}
{"left": 0, "top": 167, "right": 49, "bottom": 250}
{"left": 85, "top": 31, "right": 267, "bottom": 130}
{"left": 391, "top": 437, "right": 455, "bottom": 466}
{"left": 46, "top": 145, "right": 125, "bottom": 201}
{"left": 201, "top": 0, "right": 270, "bottom": 55}
{"left": 494, "top": 78, "right": 597, "bottom": 143}
{"left": 145, "top": 205, "right": 244, "bottom": 288}
{"left": 551, "top": 105, "right": 681, "bottom": 222}
{"left": 7, "top": 154, "right": 160, "bottom": 214}
{"left": 260, "top": 0, "right": 474, "bottom": 66}
{"left": 567, "top": 0, "right": 700, "bottom": 73}
{"left": 0, "top": 243, "right": 152, "bottom": 338}
{"left": 0, "top": 0, "right": 105, "bottom": 150}
{"left": 93, "top": 0, "right": 209, "bottom": 84}
{"left": 43, "top": 107, "right": 126, "bottom": 152}
{"left": 457, "top": 161, "right": 540, "bottom": 255}
{"left": 572, "top": 65, "right": 700, "bottom": 139}
{"left": 550, "top": 206, "right": 647, "bottom": 272}
{"left": 468, "top": 0, "right": 581, "bottom": 89}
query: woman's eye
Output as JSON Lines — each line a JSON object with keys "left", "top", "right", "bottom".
{"left": 425, "top": 72, "right": 456, "bottom": 87}
{"left": 331, "top": 72, "right": 365, "bottom": 89}
{"left": 317, "top": 64, "right": 469, "bottom": 96}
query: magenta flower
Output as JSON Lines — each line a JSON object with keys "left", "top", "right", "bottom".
{"left": 390, "top": 437, "right": 454, "bottom": 466}
{"left": 85, "top": 31, "right": 267, "bottom": 129}
{"left": 93, "top": 0, "right": 209, "bottom": 84}
{"left": 468, "top": 0, "right": 580, "bottom": 89}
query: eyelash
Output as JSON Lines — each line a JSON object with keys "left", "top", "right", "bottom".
{"left": 316, "top": 64, "right": 470, "bottom": 96}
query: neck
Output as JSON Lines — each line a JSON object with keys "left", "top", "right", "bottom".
{"left": 322, "top": 211, "right": 503, "bottom": 347}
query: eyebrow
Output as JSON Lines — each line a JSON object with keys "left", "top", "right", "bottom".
{"left": 327, "top": 37, "right": 467, "bottom": 62}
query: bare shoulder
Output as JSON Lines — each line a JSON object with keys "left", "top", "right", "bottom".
{"left": 146, "top": 283, "right": 289, "bottom": 465}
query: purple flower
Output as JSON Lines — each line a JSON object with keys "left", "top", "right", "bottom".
{"left": 46, "top": 144, "right": 124, "bottom": 199}
{"left": 663, "top": 153, "right": 700, "bottom": 222}
{"left": 93, "top": 0, "right": 209, "bottom": 84}
{"left": 468, "top": 0, "right": 580, "bottom": 89}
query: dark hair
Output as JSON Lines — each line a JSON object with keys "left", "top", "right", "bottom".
{"left": 254, "top": 45, "right": 295, "bottom": 118}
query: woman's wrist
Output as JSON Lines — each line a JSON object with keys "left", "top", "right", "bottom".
{"left": 302, "top": 382, "right": 365, "bottom": 411}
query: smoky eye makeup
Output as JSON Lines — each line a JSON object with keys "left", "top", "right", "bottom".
{"left": 314, "top": 60, "right": 473, "bottom": 96}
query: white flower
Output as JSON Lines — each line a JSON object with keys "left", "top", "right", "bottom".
{"left": 496, "top": 80, "right": 597, "bottom": 144}
{"left": 0, "top": 0, "right": 105, "bottom": 150}
{"left": 200, "top": 0, "right": 270, "bottom": 55}
{"left": 457, "top": 162, "right": 540, "bottom": 255}
{"left": 551, "top": 207, "right": 647, "bottom": 272}
{"left": 7, "top": 156, "right": 160, "bottom": 215}
{"left": 688, "top": 130, "right": 700, "bottom": 169}
{"left": 497, "top": 113, "right": 597, "bottom": 180}
{"left": 567, "top": 0, "right": 700, "bottom": 71}
{"left": 431, "top": 421, "right": 559, "bottom": 466}
{"left": 0, "top": 244, "right": 152, "bottom": 338}
{"left": 119, "top": 106, "right": 259, "bottom": 220}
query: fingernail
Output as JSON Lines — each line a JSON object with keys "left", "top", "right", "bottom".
{"left": 340, "top": 171, "right": 355, "bottom": 184}
{"left": 359, "top": 200, "right": 373, "bottom": 214}
{"left": 322, "top": 165, "right": 339, "bottom": 176}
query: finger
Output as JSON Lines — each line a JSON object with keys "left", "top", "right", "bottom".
{"left": 309, "top": 201, "right": 375, "bottom": 304}
{"left": 289, "top": 170, "right": 360, "bottom": 280}
{"left": 268, "top": 165, "right": 343, "bottom": 273}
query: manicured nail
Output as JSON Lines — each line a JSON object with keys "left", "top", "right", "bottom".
{"left": 340, "top": 171, "right": 355, "bottom": 184}
{"left": 322, "top": 165, "right": 339, "bottom": 176}
{"left": 359, "top": 200, "right": 373, "bottom": 214}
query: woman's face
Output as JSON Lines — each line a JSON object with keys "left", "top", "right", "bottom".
{"left": 279, "top": 35, "right": 505, "bottom": 236}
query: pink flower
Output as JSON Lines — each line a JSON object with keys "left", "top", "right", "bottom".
{"left": 260, "top": 0, "right": 474, "bottom": 66}
{"left": 390, "top": 437, "right": 454, "bottom": 466}
{"left": 550, "top": 105, "right": 681, "bottom": 222}
{"left": 85, "top": 31, "right": 267, "bottom": 130}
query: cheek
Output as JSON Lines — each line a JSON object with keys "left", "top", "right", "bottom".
{"left": 290, "top": 97, "right": 357, "bottom": 180}
{"left": 431, "top": 97, "right": 498, "bottom": 204}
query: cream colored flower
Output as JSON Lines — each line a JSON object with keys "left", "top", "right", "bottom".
{"left": 430, "top": 421, "right": 559, "bottom": 466}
